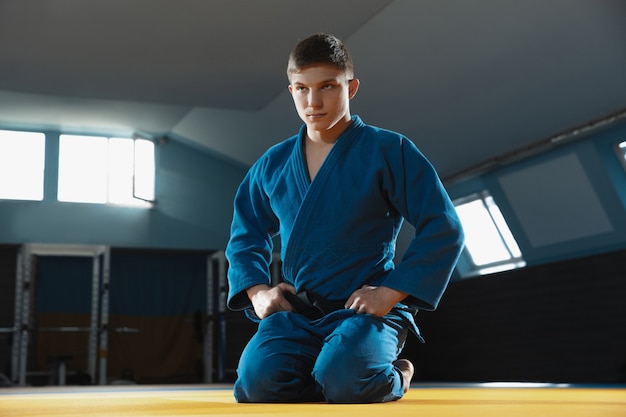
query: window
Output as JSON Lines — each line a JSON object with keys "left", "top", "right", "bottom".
{"left": 0, "top": 130, "right": 46, "bottom": 201}
{"left": 454, "top": 191, "right": 525, "bottom": 276}
{"left": 58, "top": 135, "right": 155, "bottom": 207}
{"left": 618, "top": 140, "right": 626, "bottom": 171}
{"left": 133, "top": 138, "right": 156, "bottom": 202}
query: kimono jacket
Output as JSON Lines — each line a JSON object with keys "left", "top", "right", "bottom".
{"left": 226, "top": 116, "right": 464, "bottom": 318}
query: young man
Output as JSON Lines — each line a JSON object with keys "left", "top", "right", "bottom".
{"left": 226, "top": 33, "right": 464, "bottom": 403}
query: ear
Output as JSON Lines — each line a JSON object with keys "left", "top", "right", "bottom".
{"left": 348, "top": 78, "right": 360, "bottom": 99}
{"left": 288, "top": 84, "right": 293, "bottom": 94}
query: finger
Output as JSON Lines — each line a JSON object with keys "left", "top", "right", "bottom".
{"left": 345, "top": 287, "right": 364, "bottom": 309}
{"left": 345, "top": 294, "right": 356, "bottom": 309}
{"left": 274, "top": 290, "right": 294, "bottom": 312}
{"left": 277, "top": 282, "right": 296, "bottom": 294}
{"left": 354, "top": 304, "right": 368, "bottom": 314}
{"left": 347, "top": 299, "right": 364, "bottom": 313}
{"left": 281, "top": 299, "right": 294, "bottom": 312}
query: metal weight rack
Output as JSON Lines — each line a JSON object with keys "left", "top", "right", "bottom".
{"left": 11, "top": 243, "right": 110, "bottom": 386}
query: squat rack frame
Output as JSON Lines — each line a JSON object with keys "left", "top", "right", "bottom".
{"left": 12, "top": 243, "right": 110, "bottom": 386}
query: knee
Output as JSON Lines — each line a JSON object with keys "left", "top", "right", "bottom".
{"left": 234, "top": 338, "right": 288, "bottom": 402}
{"left": 312, "top": 315, "right": 401, "bottom": 403}
{"left": 235, "top": 355, "right": 322, "bottom": 403}
{"left": 313, "top": 372, "right": 357, "bottom": 403}
{"left": 234, "top": 363, "right": 273, "bottom": 403}
{"left": 234, "top": 314, "right": 320, "bottom": 403}
{"left": 313, "top": 350, "right": 369, "bottom": 403}
{"left": 314, "top": 360, "right": 399, "bottom": 404}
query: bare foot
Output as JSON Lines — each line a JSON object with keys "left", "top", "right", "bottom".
{"left": 394, "top": 359, "right": 414, "bottom": 393}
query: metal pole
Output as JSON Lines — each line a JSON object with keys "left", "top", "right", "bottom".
{"left": 204, "top": 254, "right": 214, "bottom": 383}
{"left": 216, "top": 251, "right": 227, "bottom": 382}
{"left": 10, "top": 247, "right": 23, "bottom": 384}
{"left": 98, "top": 247, "right": 111, "bottom": 385}
{"left": 18, "top": 244, "right": 32, "bottom": 386}
{"left": 87, "top": 254, "right": 100, "bottom": 384}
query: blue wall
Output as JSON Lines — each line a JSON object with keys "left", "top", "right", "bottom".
{"left": 2, "top": 120, "right": 625, "bottom": 267}
{"left": 0, "top": 131, "right": 248, "bottom": 250}
{"left": 447, "top": 119, "right": 626, "bottom": 270}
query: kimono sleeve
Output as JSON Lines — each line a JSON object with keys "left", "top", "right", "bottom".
{"left": 382, "top": 137, "right": 465, "bottom": 311}
{"left": 225, "top": 160, "right": 279, "bottom": 310}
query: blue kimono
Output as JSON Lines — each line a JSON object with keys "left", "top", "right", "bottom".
{"left": 226, "top": 116, "right": 464, "bottom": 403}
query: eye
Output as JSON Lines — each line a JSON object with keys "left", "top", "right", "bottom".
{"left": 322, "top": 84, "right": 334, "bottom": 90}
{"left": 296, "top": 86, "right": 308, "bottom": 92}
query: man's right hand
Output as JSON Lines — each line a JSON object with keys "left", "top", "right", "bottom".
{"left": 246, "top": 282, "right": 296, "bottom": 319}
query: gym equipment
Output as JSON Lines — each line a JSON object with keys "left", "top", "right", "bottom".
{"left": 11, "top": 243, "right": 110, "bottom": 386}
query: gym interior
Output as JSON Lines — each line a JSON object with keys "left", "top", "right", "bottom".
{"left": 0, "top": 1, "right": 625, "bottom": 415}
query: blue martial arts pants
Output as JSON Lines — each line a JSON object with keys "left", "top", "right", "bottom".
{"left": 234, "top": 309, "right": 410, "bottom": 403}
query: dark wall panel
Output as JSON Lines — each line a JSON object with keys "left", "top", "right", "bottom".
{"left": 0, "top": 245, "right": 18, "bottom": 379}
{"left": 405, "top": 249, "right": 626, "bottom": 383}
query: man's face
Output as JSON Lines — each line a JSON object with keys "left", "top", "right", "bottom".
{"left": 288, "top": 64, "right": 359, "bottom": 141}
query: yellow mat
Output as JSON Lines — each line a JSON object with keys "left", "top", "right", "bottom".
{"left": 1, "top": 384, "right": 625, "bottom": 417}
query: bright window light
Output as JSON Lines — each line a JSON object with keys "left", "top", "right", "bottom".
{"left": 58, "top": 135, "right": 108, "bottom": 203}
{"left": 58, "top": 135, "right": 155, "bottom": 207}
{"left": 616, "top": 140, "right": 626, "bottom": 173}
{"left": 454, "top": 191, "right": 525, "bottom": 276}
{"left": 0, "top": 130, "right": 46, "bottom": 201}
{"left": 108, "top": 138, "right": 135, "bottom": 205}
{"left": 134, "top": 139, "right": 156, "bottom": 202}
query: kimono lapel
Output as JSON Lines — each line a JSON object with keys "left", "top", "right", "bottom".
{"left": 290, "top": 125, "right": 312, "bottom": 198}
{"left": 282, "top": 119, "right": 362, "bottom": 282}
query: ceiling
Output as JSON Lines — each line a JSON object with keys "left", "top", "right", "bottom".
{"left": 1, "top": 0, "right": 625, "bottom": 181}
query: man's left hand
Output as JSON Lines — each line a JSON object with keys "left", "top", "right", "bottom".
{"left": 345, "top": 285, "right": 408, "bottom": 317}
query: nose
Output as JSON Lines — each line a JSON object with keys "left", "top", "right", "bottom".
{"left": 307, "top": 89, "right": 322, "bottom": 108}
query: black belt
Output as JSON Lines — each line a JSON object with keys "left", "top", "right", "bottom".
{"left": 284, "top": 291, "right": 346, "bottom": 320}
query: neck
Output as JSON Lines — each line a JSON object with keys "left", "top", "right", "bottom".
{"left": 307, "top": 116, "right": 353, "bottom": 144}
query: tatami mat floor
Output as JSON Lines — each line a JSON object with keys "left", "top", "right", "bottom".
{"left": 1, "top": 383, "right": 625, "bottom": 417}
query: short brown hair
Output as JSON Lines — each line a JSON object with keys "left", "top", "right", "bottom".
{"left": 287, "top": 33, "right": 354, "bottom": 78}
